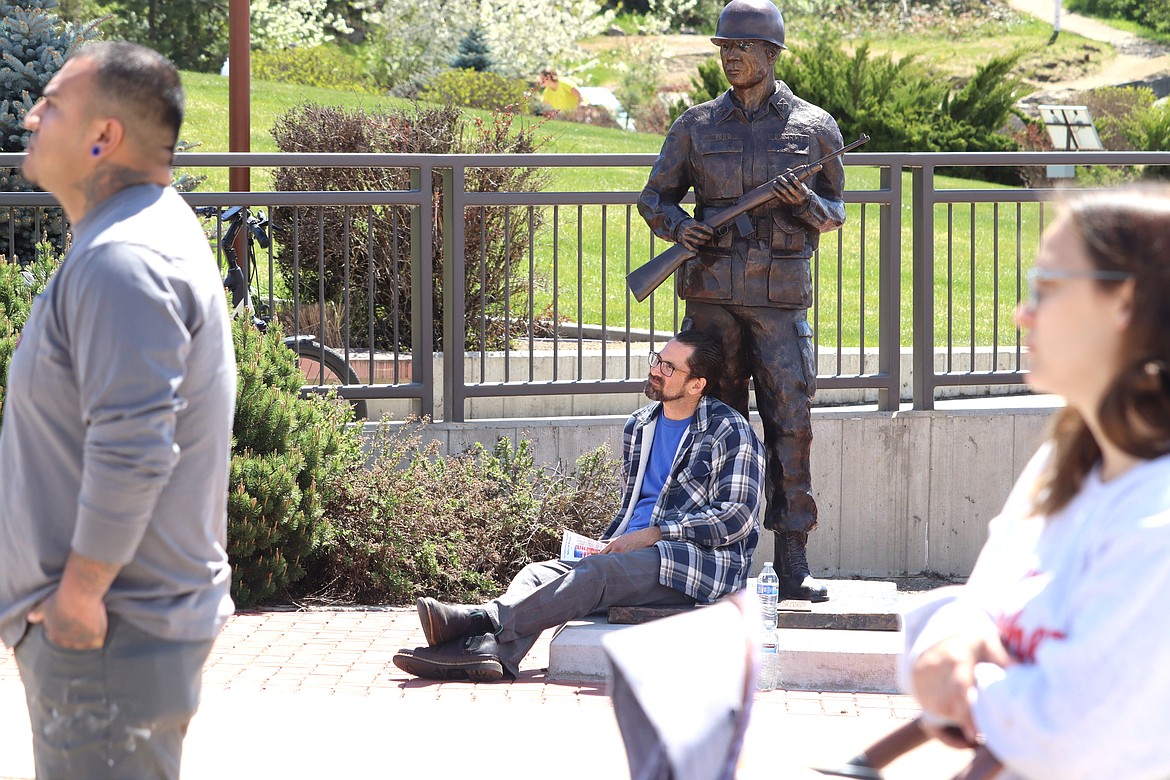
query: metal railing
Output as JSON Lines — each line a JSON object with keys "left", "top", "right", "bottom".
{"left": 3, "top": 149, "right": 1168, "bottom": 420}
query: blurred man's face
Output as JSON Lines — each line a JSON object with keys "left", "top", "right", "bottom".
{"left": 21, "top": 56, "right": 99, "bottom": 193}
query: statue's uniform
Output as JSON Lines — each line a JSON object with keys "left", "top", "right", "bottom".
{"left": 638, "top": 79, "right": 845, "bottom": 536}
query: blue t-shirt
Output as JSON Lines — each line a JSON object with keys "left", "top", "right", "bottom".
{"left": 626, "top": 412, "right": 693, "bottom": 532}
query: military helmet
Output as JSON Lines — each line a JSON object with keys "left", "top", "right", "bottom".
{"left": 710, "top": 0, "right": 787, "bottom": 50}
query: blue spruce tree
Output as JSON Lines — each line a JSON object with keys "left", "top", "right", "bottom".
{"left": 451, "top": 27, "right": 493, "bottom": 73}
{"left": 0, "top": 0, "right": 99, "bottom": 263}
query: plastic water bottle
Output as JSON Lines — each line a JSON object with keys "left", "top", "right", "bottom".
{"left": 758, "top": 628, "right": 780, "bottom": 691}
{"left": 756, "top": 562, "right": 781, "bottom": 691}
{"left": 757, "top": 562, "right": 779, "bottom": 632}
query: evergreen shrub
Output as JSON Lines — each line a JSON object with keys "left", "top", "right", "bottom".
{"left": 270, "top": 101, "right": 551, "bottom": 352}
{"left": 0, "top": 252, "right": 367, "bottom": 608}
{"left": 252, "top": 45, "right": 375, "bottom": 93}
{"left": 418, "top": 69, "right": 528, "bottom": 112}
{"left": 774, "top": 38, "right": 1023, "bottom": 155}
{"left": 0, "top": 248, "right": 54, "bottom": 429}
{"left": 302, "top": 423, "right": 620, "bottom": 604}
{"left": 677, "top": 43, "right": 1023, "bottom": 173}
{"left": 228, "top": 317, "right": 363, "bottom": 607}
{"left": 774, "top": 38, "right": 1024, "bottom": 181}
{"left": 0, "top": 0, "right": 99, "bottom": 263}
{"left": 450, "top": 27, "right": 493, "bottom": 72}
{"left": 1067, "top": 0, "right": 1170, "bottom": 35}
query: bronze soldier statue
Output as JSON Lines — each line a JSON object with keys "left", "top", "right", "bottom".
{"left": 638, "top": 0, "right": 845, "bottom": 601}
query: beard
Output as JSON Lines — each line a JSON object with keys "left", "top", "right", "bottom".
{"left": 644, "top": 375, "right": 685, "bottom": 403}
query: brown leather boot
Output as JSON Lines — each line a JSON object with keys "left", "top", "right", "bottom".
{"left": 777, "top": 531, "right": 830, "bottom": 602}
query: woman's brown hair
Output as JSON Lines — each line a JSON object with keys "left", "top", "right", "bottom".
{"left": 1035, "top": 185, "right": 1170, "bottom": 515}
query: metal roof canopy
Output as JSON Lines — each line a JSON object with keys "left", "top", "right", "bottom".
{"left": 1037, "top": 104, "right": 1105, "bottom": 151}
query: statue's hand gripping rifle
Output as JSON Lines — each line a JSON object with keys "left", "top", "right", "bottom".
{"left": 627, "top": 134, "right": 870, "bottom": 302}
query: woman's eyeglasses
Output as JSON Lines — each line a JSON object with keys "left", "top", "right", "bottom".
{"left": 1026, "top": 267, "right": 1133, "bottom": 310}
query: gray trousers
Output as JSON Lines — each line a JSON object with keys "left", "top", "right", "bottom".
{"left": 14, "top": 613, "right": 214, "bottom": 780}
{"left": 487, "top": 547, "right": 694, "bottom": 677}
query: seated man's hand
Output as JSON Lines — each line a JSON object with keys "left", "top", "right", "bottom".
{"left": 601, "top": 526, "right": 663, "bottom": 555}
{"left": 676, "top": 219, "right": 714, "bottom": 252}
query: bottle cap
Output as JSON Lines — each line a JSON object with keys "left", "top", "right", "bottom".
{"left": 764, "top": 561, "right": 773, "bottom": 566}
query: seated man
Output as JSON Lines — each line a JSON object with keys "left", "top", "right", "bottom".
{"left": 393, "top": 329, "right": 765, "bottom": 682}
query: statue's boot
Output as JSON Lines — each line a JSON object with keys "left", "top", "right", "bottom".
{"left": 778, "top": 531, "right": 829, "bottom": 602}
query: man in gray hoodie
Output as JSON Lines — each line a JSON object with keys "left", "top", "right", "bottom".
{"left": 0, "top": 42, "right": 235, "bottom": 780}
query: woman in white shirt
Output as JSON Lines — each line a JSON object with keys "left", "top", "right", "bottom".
{"left": 899, "top": 185, "right": 1170, "bottom": 780}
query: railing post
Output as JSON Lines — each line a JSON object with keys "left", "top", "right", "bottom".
{"left": 911, "top": 164, "right": 935, "bottom": 411}
{"left": 877, "top": 164, "right": 901, "bottom": 412}
{"left": 414, "top": 165, "right": 434, "bottom": 420}
{"left": 440, "top": 166, "right": 465, "bottom": 422}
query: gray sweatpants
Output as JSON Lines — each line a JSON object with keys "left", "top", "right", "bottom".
{"left": 14, "top": 613, "right": 214, "bottom": 780}
{"left": 487, "top": 547, "right": 694, "bottom": 677}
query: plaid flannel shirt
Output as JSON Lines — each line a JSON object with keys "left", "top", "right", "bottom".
{"left": 604, "top": 395, "right": 764, "bottom": 603}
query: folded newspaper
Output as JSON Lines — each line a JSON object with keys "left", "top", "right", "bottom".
{"left": 560, "top": 530, "right": 605, "bottom": 561}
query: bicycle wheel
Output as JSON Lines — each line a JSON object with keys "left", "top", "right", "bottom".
{"left": 283, "top": 336, "right": 368, "bottom": 421}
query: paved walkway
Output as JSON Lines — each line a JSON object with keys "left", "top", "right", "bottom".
{"left": 1007, "top": 0, "right": 1170, "bottom": 97}
{"left": 0, "top": 608, "right": 973, "bottom": 779}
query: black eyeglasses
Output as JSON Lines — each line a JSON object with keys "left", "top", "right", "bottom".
{"left": 648, "top": 350, "right": 690, "bottom": 378}
{"left": 1025, "top": 267, "right": 1133, "bottom": 310}
{"left": 715, "top": 40, "right": 756, "bottom": 53}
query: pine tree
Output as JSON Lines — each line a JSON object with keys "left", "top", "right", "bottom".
{"left": 451, "top": 27, "right": 493, "bottom": 72}
{"left": 0, "top": 1, "right": 100, "bottom": 263}
{"left": 228, "top": 319, "right": 363, "bottom": 607}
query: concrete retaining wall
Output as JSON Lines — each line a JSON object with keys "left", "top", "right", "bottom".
{"left": 364, "top": 397, "right": 1057, "bottom": 580}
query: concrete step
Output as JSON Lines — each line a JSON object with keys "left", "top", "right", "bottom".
{"left": 547, "top": 580, "right": 907, "bottom": 693}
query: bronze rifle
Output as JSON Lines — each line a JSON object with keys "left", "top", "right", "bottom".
{"left": 627, "top": 134, "right": 870, "bottom": 302}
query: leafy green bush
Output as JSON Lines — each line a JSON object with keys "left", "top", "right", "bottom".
{"left": 1079, "top": 86, "right": 1170, "bottom": 180}
{"left": 612, "top": 39, "right": 671, "bottom": 134}
{"left": 1084, "top": 85, "right": 1156, "bottom": 150}
{"left": 270, "top": 101, "right": 551, "bottom": 352}
{"left": 1118, "top": 97, "right": 1170, "bottom": 151}
{"left": 418, "top": 68, "right": 528, "bottom": 112}
{"left": 228, "top": 318, "right": 363, "bottom": 607}
{"left": 1067, "top": 0, "right": 1170, "bottom": 35}
{"left": 1121, "top": 100, "right": 1170, "bottom": 180}
{"left": 252, "top": 45, "right": 374, "bottom": 93}
{"left": 302, "top": 423, "right": 620, "bottom": 604}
